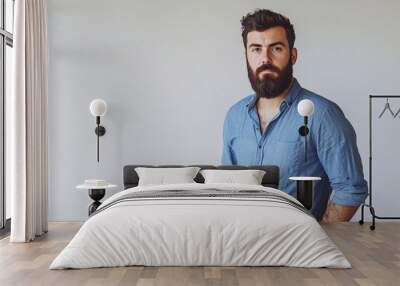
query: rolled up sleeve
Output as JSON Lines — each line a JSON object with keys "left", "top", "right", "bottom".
{"left": 312, "top": 104, "right": 368, "bottom": 206}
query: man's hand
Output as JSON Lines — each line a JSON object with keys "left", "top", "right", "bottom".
{"left": 322, "top": 202, "right": 358, "bottom": 222}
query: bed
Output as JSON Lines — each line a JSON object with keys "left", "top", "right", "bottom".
{"left": 50, "top": 165, "right": 350, "bottom": 269}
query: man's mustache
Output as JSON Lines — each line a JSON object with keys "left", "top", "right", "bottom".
{"left": 256, "top": 64, "right": 281, "bottom": 76}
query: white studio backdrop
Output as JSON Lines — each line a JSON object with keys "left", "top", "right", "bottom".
{"left": 47, "top": 0, "right": 400, "bottom": 221}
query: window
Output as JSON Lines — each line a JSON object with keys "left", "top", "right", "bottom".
{"left": 0, "top": 0, "right": 14, "bottom": 233}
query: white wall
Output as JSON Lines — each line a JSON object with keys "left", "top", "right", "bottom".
{"left": 47, "top": 0, "right": 400, "bottom": 221}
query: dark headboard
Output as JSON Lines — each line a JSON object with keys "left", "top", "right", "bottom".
{"left": 123, "top": 165, "right": 279, "bottom": 189}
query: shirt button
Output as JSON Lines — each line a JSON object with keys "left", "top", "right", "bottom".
{"left": 258, "top": 145, "right": 262, "bottom": 149}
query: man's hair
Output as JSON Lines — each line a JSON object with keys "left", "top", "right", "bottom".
{"left": 241, "top": 9, "right": 295, "bottom": 50}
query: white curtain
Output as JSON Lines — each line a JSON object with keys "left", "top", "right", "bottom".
{"left": 9, "top": 0, "right": 48, "bottom": 242}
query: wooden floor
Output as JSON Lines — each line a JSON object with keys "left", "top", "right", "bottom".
{"left": 0, "top": 222, "right": 399, "bottom": 286}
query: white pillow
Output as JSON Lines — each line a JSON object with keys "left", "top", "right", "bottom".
{"left": 200, "top": 169, "right": 266, "bottom": 185}
{"left": 135, "top": 167, "right": 201, "bottom": 186}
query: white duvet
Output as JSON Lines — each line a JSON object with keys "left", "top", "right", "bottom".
{"left": 50, "top": 183, "right": 351, "bottom": 269}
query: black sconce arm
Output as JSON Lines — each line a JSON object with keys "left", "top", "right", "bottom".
{"left": 94, "top": 116, "right": 106, "bottom": 162}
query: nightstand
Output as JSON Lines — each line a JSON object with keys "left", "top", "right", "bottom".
{"left": 76, "top": 183, "right": 117, "bottom": 215}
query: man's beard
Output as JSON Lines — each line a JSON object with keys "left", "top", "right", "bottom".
{"left": 247, "top": 58, "right": 293, "bottom": 99}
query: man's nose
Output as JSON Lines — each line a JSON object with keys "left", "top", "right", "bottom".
{"left": 260, "top": 48, "right": 272, "bottom": 65}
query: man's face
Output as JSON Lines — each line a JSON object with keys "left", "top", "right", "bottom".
{"left": 246, "top": 26, "right": 297, "bottom": 99}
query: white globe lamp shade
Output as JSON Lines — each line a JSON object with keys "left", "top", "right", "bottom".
{"left": 90, "top": 99, "right": 107, "bottom": 117}
{"left": 297, "top": 99, "right": 315, "bottom": 117}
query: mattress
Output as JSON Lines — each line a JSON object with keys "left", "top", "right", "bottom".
{"left": 50, "top": 183, "right": 350, "bottom": 269}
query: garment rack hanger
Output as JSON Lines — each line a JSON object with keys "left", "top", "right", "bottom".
{"left": 378, "top": 97, "right": 395, "bottom": 118}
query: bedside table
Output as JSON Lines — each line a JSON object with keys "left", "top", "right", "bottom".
{"left": 76, "top": 183, "right": 117, "bottom": 215}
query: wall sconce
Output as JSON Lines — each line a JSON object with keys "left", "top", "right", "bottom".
{"left": 89, "top": 99, "right": 107, "bottom": 162}
{"left": 297, "top": 99, "right": 315, "bottom": 162}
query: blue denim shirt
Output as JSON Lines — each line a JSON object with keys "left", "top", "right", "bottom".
{"left": 221, "top": 78, "right": 368, "bottom": 220}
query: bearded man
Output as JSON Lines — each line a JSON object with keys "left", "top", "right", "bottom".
{"left": 221, "top": 9, "right": 368, "bottom": 222}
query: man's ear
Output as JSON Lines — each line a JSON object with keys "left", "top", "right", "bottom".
{"left": 290, "top": 48, "right": 298, "bottom": 65}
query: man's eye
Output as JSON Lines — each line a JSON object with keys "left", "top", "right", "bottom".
{"left": 251, "top": 47, "right": 261, "bottom": 53}
{"left": 273, "top": 46, "right": 283, "bottom": 52}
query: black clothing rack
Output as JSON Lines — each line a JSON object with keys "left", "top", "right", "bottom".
{"left": 359, "top": 95, "right": 400, "bottom": 230}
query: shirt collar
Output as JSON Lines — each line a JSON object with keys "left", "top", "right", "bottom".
{"left": 246, "top": 78, "right": 302, "bottom": 111}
